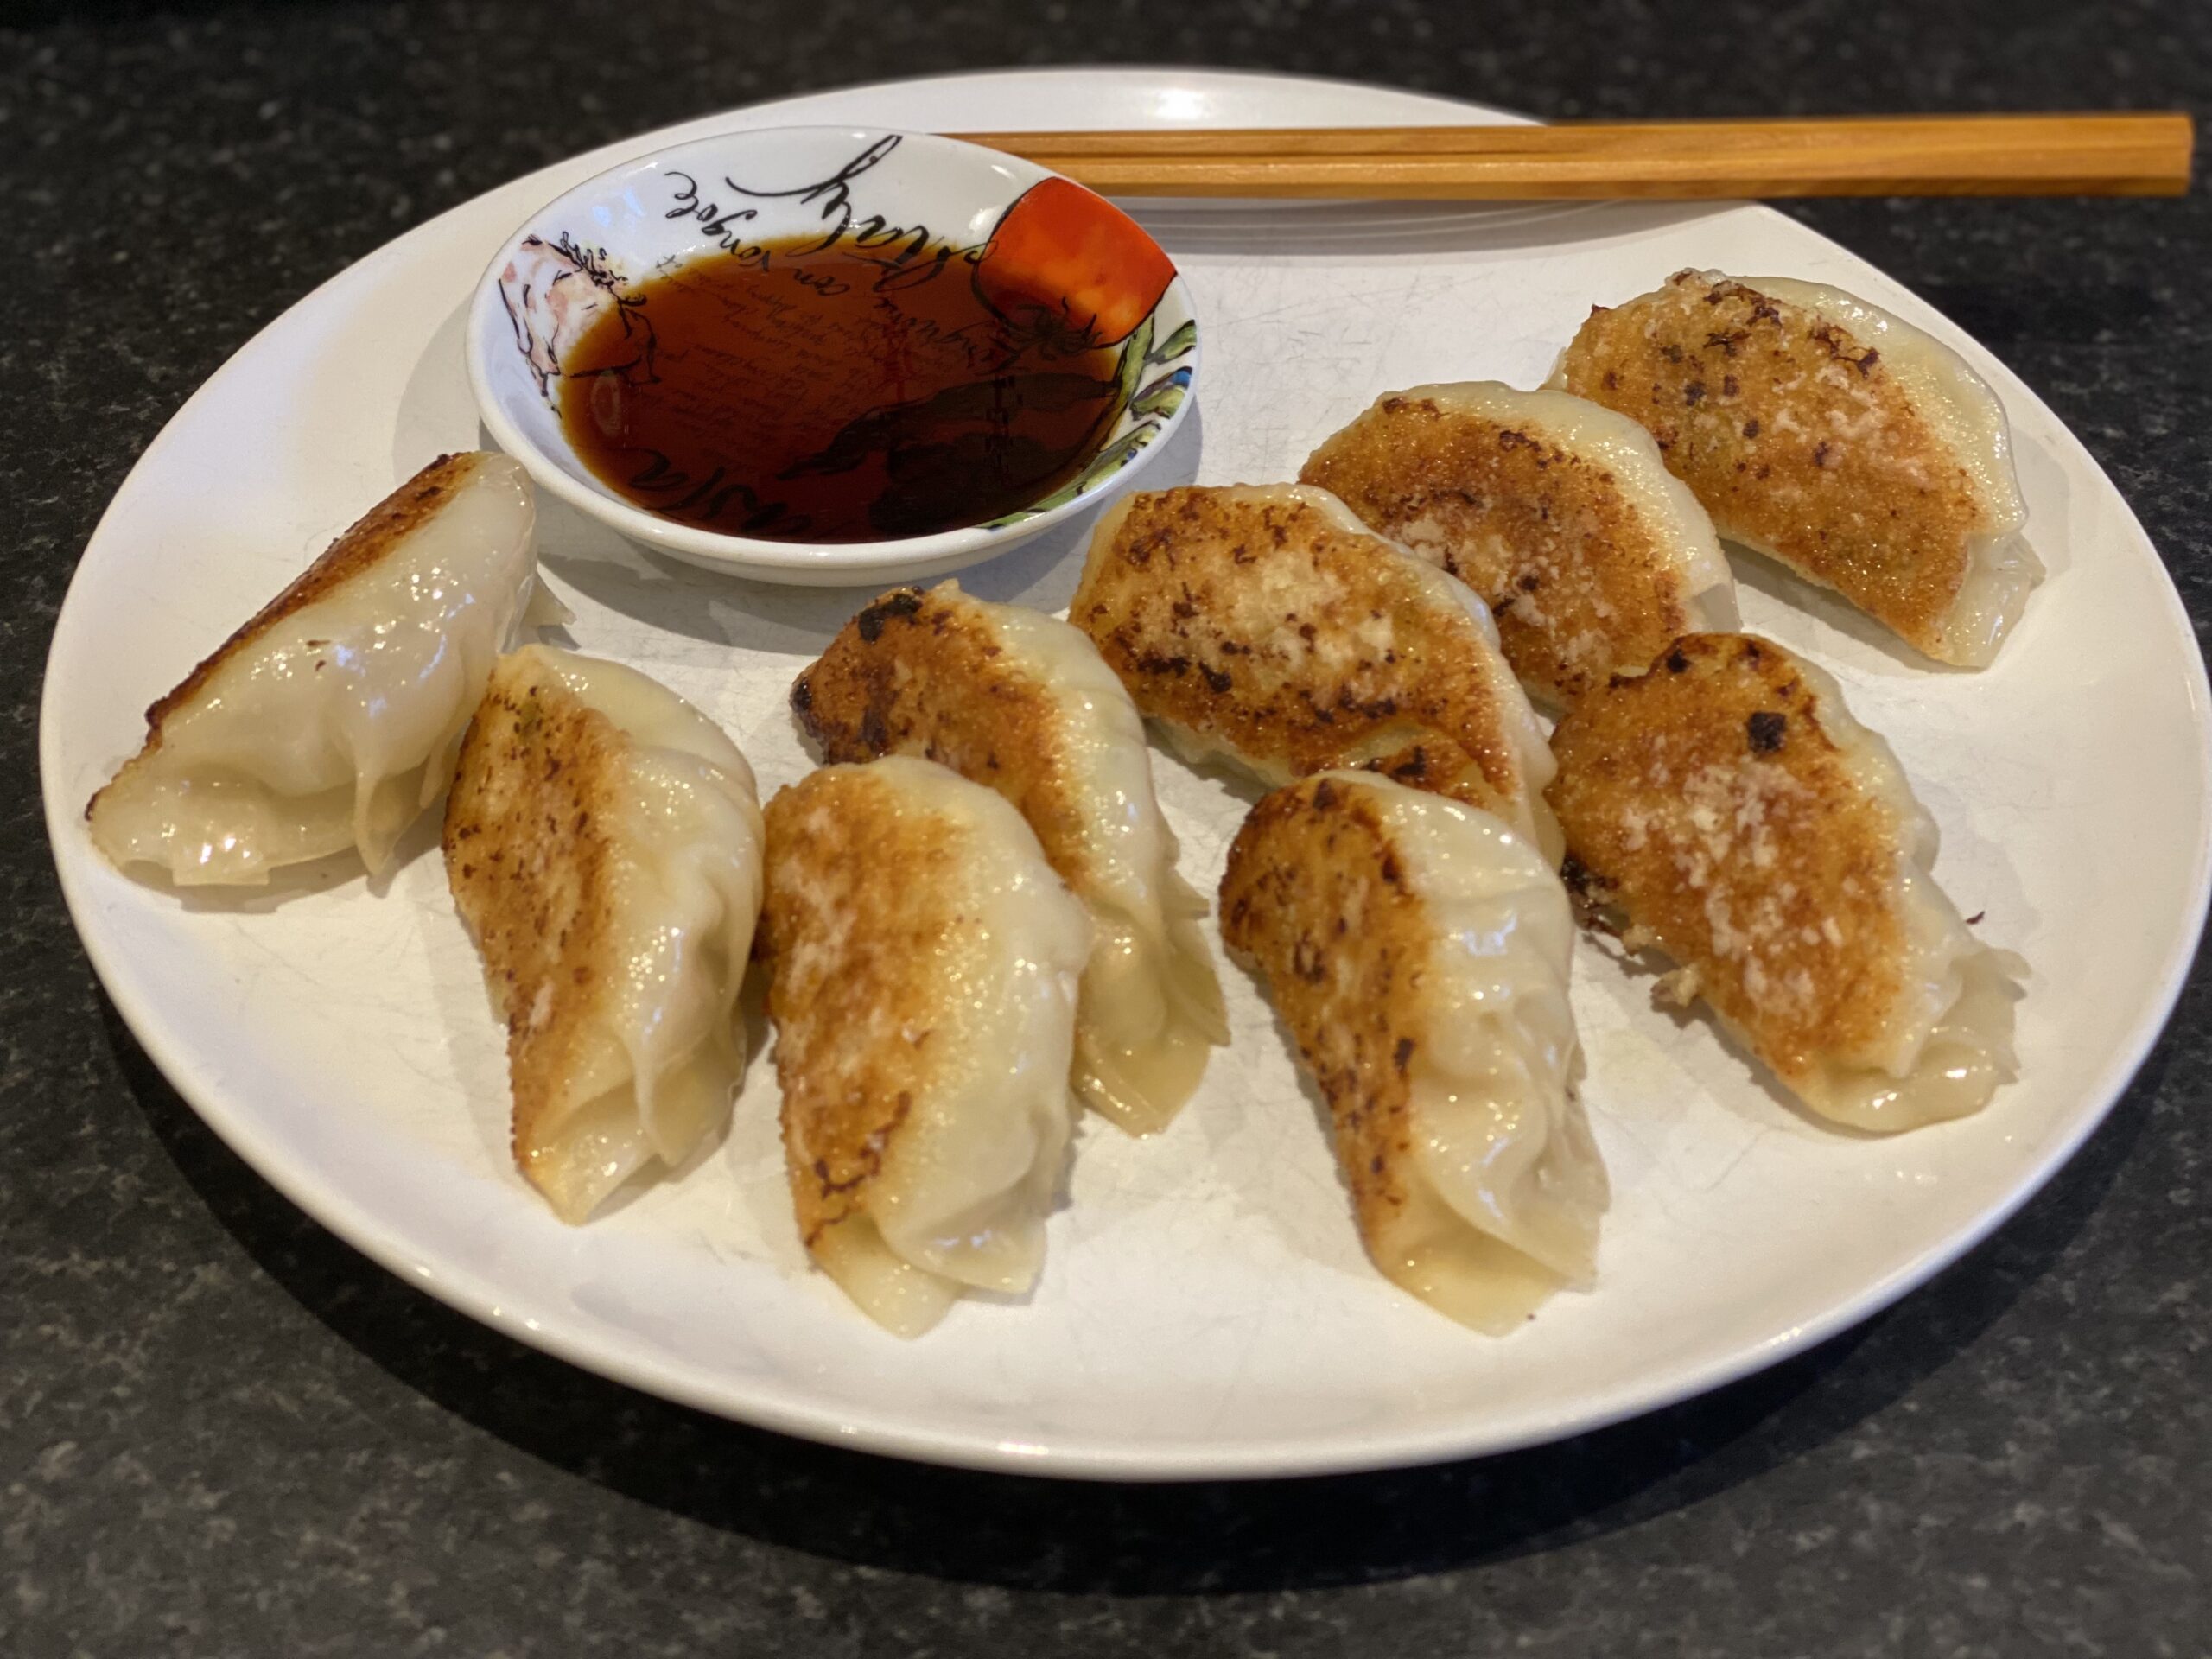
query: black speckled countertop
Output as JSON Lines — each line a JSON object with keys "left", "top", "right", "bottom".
{"left": 5, "top": 3, "right": 2209, "bottom": 1654}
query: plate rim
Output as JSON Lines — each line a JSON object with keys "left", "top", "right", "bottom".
{"left": 39, "top": 64, "right": 2212, "bottom": 1481}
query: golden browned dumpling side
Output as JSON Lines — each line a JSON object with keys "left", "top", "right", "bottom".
{"left": 1071, "top": 483, "right": 1560, "bottom": 857}
{"left": 1301, "top": 383, "right": 1735, "bottom": 707}
{"left": 795, "top": 589, "right": 1062, "bottom": 823}
{"left": 791, "top": 582, "right": 1225, "bottom": 1136}
{"left": 445, "top": 646, "right": 764, "bottom": 1223}
{"left": 448, "top": 656, "right": 622, "bottom": 1200}
{"left": 760, "top": 757, "right": 1090, "bottom": 1338}
{"left": 1219, "top": 772, "right": 1605, "bottom": 1333}
{"left": 1551, "top": 270, "right": 2041, "bottom": 667}
{"left": 1547, "top": 632, "right": 2023, "bottom": 1131}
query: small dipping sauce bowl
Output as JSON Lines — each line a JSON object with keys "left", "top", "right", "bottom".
{"left": 467, "top": 126, "right": 1199, "bottom": 587}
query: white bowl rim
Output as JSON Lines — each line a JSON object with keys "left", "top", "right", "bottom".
{"left": 463, "top": 123, "right": 1201, "bottom": 575}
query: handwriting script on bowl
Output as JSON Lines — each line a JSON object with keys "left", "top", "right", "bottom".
{"left": 664, "top": 136, "right": 974, "bottom": 293}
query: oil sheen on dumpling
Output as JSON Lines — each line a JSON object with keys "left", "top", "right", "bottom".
{"left": 1220, "top": 772, "right": 1606, "bottom": 1333}
{"left": 1301, "top": 382, "right": 1737, "bottom": 708}
{"left": 1551, "top": 270, "right": 2042, "bottom": 667}
{"left": 791, "top": 583, "right": 1227, "bottom": 1136}
{"left": 86, "top": 452, "right": 548, "bottom": 884}
{"left": 444, "top": 645, "right": 765, "bottom": 1224}
{"left": 1071, "top": 484, "right": 1561, "bottom": 861}
{"left": 1547, "top": 632, "right": 2024, "bottom": 1130}
{"left": 761, "top": 756, "right": 1091, "bottom": 1338}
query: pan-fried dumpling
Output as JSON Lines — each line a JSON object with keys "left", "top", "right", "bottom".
{"left": 1220, "top": 772, "right": 1606, "bottom": 1332}
{"left": 791, "top": 582, "right": 1226, "bottom": 1136}
{"left": 444, "top": 645, "right": 765, "bottom": 1223}
{"left": 1547, "top": 632, "right": 2024, "bottom": 1130}
{"left": 1550, "top": 270, "right": 2042, "bottom": 666}
{"left": 761, "top": 756, "right": 1091, "bottom": 1338}
{"left": 1071, "top": 484, "right": 1561, "bottom": 861}
{"left": 1300, "top": 382, "right": 1737, "bottom": 707}
{"left": 88, "top": 452, "right": 549, "bottom": 884}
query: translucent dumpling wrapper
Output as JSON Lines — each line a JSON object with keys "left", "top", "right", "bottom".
{"left": 1072, "top": 484, "right": 1563, "bottom": 861}
{"left": 1301, "top": 381, "right": 1738, "bottom": 709}
{"left": 791, "top": 582, "right": 1227, "bottom": 1136}
{"left": 87, "top": 452, "right": 556, "bottom": 884}
{"left": 444, "top": 645, "right": 766, "bottom": 1223}
{"left": 1549, "top": 270, "right": 2042, "bottom": 667}
{"left": 760, "top": 756, "right": 1092, "bottom": 1338}
{"left": 1220, "top": 771, "right": 1607, "bottom": 1333}
{"left": 1546, "top": 632, "right": 2026, "bottom": 1130}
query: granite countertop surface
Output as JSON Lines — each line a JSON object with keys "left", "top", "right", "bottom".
{"left": 4, "top": 1, "right": 2207, "bottom": 1654}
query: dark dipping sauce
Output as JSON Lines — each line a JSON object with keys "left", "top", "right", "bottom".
{"left": 557, "top": 237, "right": 1123, "bottom": 543}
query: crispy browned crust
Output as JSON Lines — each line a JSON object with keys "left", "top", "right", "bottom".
{"left": 1070, "top": 487, "right": 1524, "bottom": 813}
{"left": 442, "top": 649, "right": 622, "bottom": 1176}
{"left": 1219, "top": 776, "right": 1433, "bottom": 1257}
{"left": 760, "top": 767, "right": 964, "bottom": 1250}
{"left": 1301, "top": 395, "right": 1700, "bottom": 705}
{"left": 791, "top": 587, "right": 1090, "bottom": 885}
{"left": 1554, "top": 272, "right": 1983, "bottom": 653}
{"left": 1350, "top": 737, "right": 1511, "bottom": 820}
{"left": 86, "top": 452, "right": 487, "bottom": 822}
{"left": 1545, "top": 632, "right": 1905, "bottom": 1083}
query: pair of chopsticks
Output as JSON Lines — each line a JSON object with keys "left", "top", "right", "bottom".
{"left": 950, "top": 114, "right": 2194, "bottom": 199}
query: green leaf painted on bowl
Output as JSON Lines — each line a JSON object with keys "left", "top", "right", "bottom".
{"left": 1109, "top": 315, "right": 1154, "bottom": 423}
{"left": 1130, "top": 369, "right": 1190, "bottom": 419}
{"left": 1147, "top": 319, "right": 1197, "bottom": 365}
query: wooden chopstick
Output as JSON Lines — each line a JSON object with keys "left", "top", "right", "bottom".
{"left": 949, "top": 114, "right": 2194, "bottom": 199}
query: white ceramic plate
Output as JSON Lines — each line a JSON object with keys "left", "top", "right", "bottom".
{"left": 41, "top": 68, "right": 2212, "bottom": 1481}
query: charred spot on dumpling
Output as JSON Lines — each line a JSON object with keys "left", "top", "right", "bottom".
{"left": 1746, "top": 710, "right": 1787, "bottom": 753}
{"left": 854, "top": 587, "right": 926, "bottom": 644}
{"left": 1558, "top": 851, "right": 1597, "bottom": 901}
